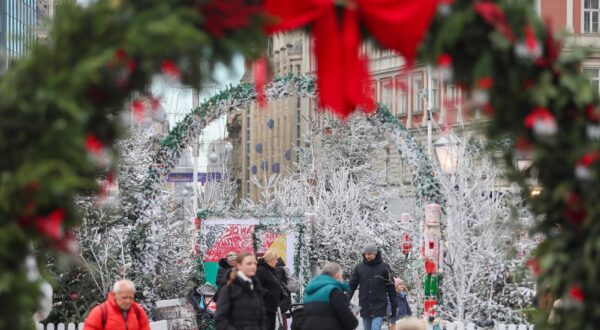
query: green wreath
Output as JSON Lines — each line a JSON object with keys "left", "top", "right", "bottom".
{"left": 1, "top": 0, "right": 599, "bottom": 328}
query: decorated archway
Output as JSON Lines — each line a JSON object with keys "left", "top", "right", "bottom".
{"left": 1, "top": 0, "right": 599, "bottom": 328}
{"left": 132, "top": 74, "right": 442, "bottom": 230}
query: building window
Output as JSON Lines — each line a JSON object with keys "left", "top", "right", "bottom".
{"left": 381, "top": 78, "right": 393, "bottom": 112}
{"left": 447, "top": 84, "right": 458, "bottom": 108}
{"left": 584, "top": 67, "right": 600, "bottom": 94}
{"left": 431, "top": 77, "right": 439, "bottom": 109}
{"left": 585, "top": 0, "right": 600, "bottom": 33}
{"left": 413, "top": 77, "right": 424, "bottom": 113}
{"left": 396, "top": 78, "right": 407, "bottom": 115}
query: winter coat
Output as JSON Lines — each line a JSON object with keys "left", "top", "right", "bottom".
{"left": 348, "top": 250, "right": 397, "bottom": 318}
{"left": 216, "top": 258, "right": 233, "bottom": 287}
{"left": 388, "top": 291, "right": 412, "bottom": 323}
{"left": 255, "top": 259, "right": 284, "bottom": 313}
{"left": 83, "top": 292, "right": 151, "bottom": 330}
{"left": 214, "top": 275, "right": 267, "bottom": 330}
{"left": 274, "top": 258, "right": 292, "bottom": 312}
{"left": 301, "top": 274, "right": 358, "bottom": 330}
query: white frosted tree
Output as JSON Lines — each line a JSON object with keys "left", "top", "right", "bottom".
{"left": 265, "top": 113, "right": 406, "bottom": 274}
{"left": 437, "top": 139, "right": 535, "bottom": 323}
{"left": 51, "top": 124, "right": 197, "bottom": 319}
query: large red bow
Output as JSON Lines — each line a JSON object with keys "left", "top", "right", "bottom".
{"left": 264, "top": 0, "right": 439, "bottom": 118}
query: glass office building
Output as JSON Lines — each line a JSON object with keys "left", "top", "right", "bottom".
{"left": 1, "top": 0, "right": 37, "bottom": 72}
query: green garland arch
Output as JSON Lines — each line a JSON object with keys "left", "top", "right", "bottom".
{"left": 133, "top": 74, "right": 442, "bottom": 228}
{"left": 1, "top": 0, "right": 599, "bottom": 328}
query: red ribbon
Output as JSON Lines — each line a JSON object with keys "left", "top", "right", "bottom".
{"left": 264, "top": 0, "right": 439, "bottom": 118}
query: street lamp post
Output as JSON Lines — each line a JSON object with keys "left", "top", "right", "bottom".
{"left": 433, "top": 134, "right": 462, "bottom": 175}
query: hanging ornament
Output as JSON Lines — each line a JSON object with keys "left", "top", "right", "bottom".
{"left": 524, "top": 107, "right": 557, "bottom": 136}
{"left": 575, "top": 151, "right": 600, "bottom": 181}
{"left": 586, "top": 105, "right": 600, "bottom": 140}
{"left": 161, "top": 59, "right": 181, "bottom": 81}
{"left": 85, "top": 134, "right": 104, "bottom": 155}
{"left": 569, "top": 285, "right": 585, "bottom": 303}
{"left": 437, "top": 54, "right": 453, "bottom": 81}
{"left": 472, "top": 77, "right": 492, "bottom": 107}
{"left": 35, "top": 209, "right": 66, "bottom": 242}
{"left": 514, "top": 25, "right": 543, "bottom": 60}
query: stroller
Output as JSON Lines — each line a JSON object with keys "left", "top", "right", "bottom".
{"left": 194, "top": 283, "right": 217, "bottom": 329}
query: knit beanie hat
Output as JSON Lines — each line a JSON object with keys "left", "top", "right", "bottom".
{"left": 362, "top": 243, "right": 378, "bottom": 255}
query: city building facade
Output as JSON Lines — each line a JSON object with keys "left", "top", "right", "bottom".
{"left": 228, "top": 1, "right": 600, "bottom": 203}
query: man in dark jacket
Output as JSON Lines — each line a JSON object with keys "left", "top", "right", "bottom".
{"left": 216, "top": 252, "right": 237, "bottom": 287}
{"left": 302, "top": 262, "right": 358, "bottom": 330}
{"left": 348, "top": 243, "right": 398, "bottom": 330}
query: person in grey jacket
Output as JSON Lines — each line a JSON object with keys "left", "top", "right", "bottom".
{"left": 348, "top": 243, "right": 398, "bottom": 330}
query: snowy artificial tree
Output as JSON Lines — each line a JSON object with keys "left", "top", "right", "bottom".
{"left": 436, "top": 138, "right": 535, "bottom": 323}
{"left": 47, "top": 124, "right": 196, "bottom": 321}
{"left": 265, "top": 113, "right": 407, "bottom": 276}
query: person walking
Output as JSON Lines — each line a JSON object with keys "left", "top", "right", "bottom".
{"left": 214, "top": 252, "right": 267, "bottom": 330}
{"left": 388, "top": 278, "right": 412, "bottom": 330}
{"left": 274, "top": 257, "right": 292, "bottom": 329}
{"left": 83, "top": 279, "right": 151, "bottom": 330}
{"left": 348, "top": 243, "right": 398, "bottom": 330}
{"left": 256, "top": 251, "right": 285, "bottom": 330}
{"left": 301, "top": 261, "right": 359, "bottom": 330}
{"left": 216, "top": 251, "right": 238, "bottom": 287}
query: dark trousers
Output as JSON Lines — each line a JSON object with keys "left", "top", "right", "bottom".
{"left": 265, "top": 311, "right": 276, "bottom": 330}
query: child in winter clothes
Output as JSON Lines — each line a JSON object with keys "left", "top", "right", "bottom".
{"left": 388, "top": 278, "right": 412, "bottom": 330}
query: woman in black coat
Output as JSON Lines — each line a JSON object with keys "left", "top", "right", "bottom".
{"left": 255, "top": 251, "right": 284, "bottom": 330}
{"left": 214, "top": 253, "right": 267, "bottom": 330}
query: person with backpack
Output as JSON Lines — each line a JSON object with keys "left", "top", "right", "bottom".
{"left": 83, "top": 279, "right": 150, "bottom": 330}
{"left": 301, "top": 262, "right": 358, "bottom": 330}
{"left": 214, "top": 252, "right": 267, "bottom": 330}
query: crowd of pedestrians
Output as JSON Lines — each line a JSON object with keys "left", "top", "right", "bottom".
{"left": 83, "top": 243, "right": 421, "bottom": 330}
